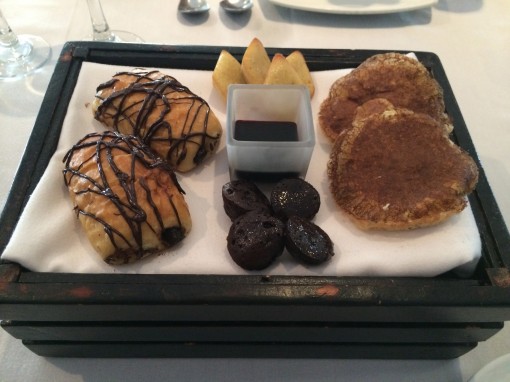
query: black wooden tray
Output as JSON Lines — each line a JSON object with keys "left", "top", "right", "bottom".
{"left": 1, "top": 41, "right": 510, "bottom": 359}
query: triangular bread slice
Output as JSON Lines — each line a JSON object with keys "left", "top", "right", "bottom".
{"left": 264, "top": 53, "right": 304, "bottom": 86}
{"left": 212, "top": 50, "right": 245, "bottom": 101}
{"left": 241, "top": 38, "right": 271, "bottom": 84}
{"left": 286, "top": 50, "right": 315, "bottom": 97}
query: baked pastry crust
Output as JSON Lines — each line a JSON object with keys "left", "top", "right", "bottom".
{"left": 92, "top": 69, "right": 222, "bottom": 172}
{"left": 319, "top": 53, "right": 452, "bottom": 142}
{"left": 328, "top": 107, "right": 478, "bottom": 230}
{"left": 63, "top": 131, "right": 192, "bottom": 264}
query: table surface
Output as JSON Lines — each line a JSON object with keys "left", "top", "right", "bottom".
{"left": 1, "top": 0, "right": 509, "bottom": 381}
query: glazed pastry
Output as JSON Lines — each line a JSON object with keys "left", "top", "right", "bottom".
{"left": 92, "top": 69, "right": 222, "bottom": 172}
{"left": 63, "top": 131, "right": 192, "bottom": 265}
{"left": 227, "top": 211, "right": 285, "bottom": 270}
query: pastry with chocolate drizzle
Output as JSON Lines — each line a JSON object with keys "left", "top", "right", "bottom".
{"left": 63, "top": 131, "right": 192, "bottom": 265}
{"left": 92, "top": 69, "right": 223, "bottom": 172}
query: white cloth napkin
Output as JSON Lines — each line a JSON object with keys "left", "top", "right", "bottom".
{"left": 1, "top": 62, "right": 481, "bottom": 276}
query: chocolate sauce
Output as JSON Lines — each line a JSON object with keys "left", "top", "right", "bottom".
{"left": 232, "top": 169, "right": 301, "bottom": 183}
{"left": 63, "top": 131, "right": 186, "bottom": 264}
{"left": 234, "top": 120, "right": 298, "bottom": 142}
{"left": 94, "top": 70, "right": 220, "bottom": 170}
{"left": 231, "top": 121, "right": 300, "bottom": 182}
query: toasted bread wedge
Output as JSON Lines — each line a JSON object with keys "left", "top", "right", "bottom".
{"left": 212, "top": 50, "right": 245, "bottom": 101}
{"left": 286, "top": 50, "right": 315, "bottom": 97}
{"left": 241, "top": 38, "right": 271, "bottom": 84}
{"left": 264, "top": 53, "right": 304, "bottom": 86}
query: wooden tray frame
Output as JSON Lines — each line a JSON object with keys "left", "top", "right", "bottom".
{"left": 1, "top": 42, "right": 510, "bottom": 359}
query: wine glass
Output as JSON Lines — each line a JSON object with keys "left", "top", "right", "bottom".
{"left": 0, "top": 8, "right": 51, "bottom": 79}
{"left": 85, "top": 0, "right": 143, "bottom": 43}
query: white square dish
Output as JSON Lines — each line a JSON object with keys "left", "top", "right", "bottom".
{"left": 226, "top": 84, "right": 315, "bottom": 181}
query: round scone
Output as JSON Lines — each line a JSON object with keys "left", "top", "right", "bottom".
{"left": 328, "top": 107, "right": 479, "bottom": 230}
{"left": 285, "top": 216, "right": 334, "bottom": 265}
{"left": 319, "top": 53, "right": 452, "bottom": 142}
{"left": 222, "top": 179, "right": 271, "bottom": 221}
{"left": 270, "top": 178, "right": 321, "bottom": 221}
{"left": 92, "top": 69, "right": 222, "bottom": 172}
{"left": 227, "top": 211, "right": 285, "bottom": 270}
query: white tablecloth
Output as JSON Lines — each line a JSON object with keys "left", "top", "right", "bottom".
{"left": 1, "top": 1, "right": 509, "bottom": 381}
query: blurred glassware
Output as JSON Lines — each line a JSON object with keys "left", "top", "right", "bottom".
{"left": 220, "top": 0, "right": 253, "bottom": 13}
{"left": 85, "top": 0, "right": 143, "bottom": 42}
{"left": 0, "top": 8, "right": 51, "bottom": 79}
{"left": 178, "top": 0, "right": 210, "bottom": 14}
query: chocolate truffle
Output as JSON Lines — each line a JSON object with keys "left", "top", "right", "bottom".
{"left": 285, "top": 216, "right": 334, "bottom": 265}
{"left": 270, "top": 178, "right": 320, "bottom": 221}
{"left": 227, "top": 211, "right": 285, "bottom": 270}
{"left": 222, "top": 179, "right": 271, "bottom": 221}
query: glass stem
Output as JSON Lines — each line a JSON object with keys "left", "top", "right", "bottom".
{"left": 0, "top": 9, "right": 20, "bottom": 48}
{"left": 0, "top": 8, "right": 33, "bottom": 62}
{"left": 86, "top": 0, "right": 115, "bottom": 41}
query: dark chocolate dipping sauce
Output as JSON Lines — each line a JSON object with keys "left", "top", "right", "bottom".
{"left": 234, "top": 120, "right": 298, "bottom": 142}
{"left": 231, "top": 120, "right": 300, "bottom": 182}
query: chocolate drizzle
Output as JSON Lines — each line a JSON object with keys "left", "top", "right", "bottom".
{"left": 94, "top": 70, "right": 220, "bottom": 170}
{"left": 63, "top": 131, "right": 187, "bottom": 264}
